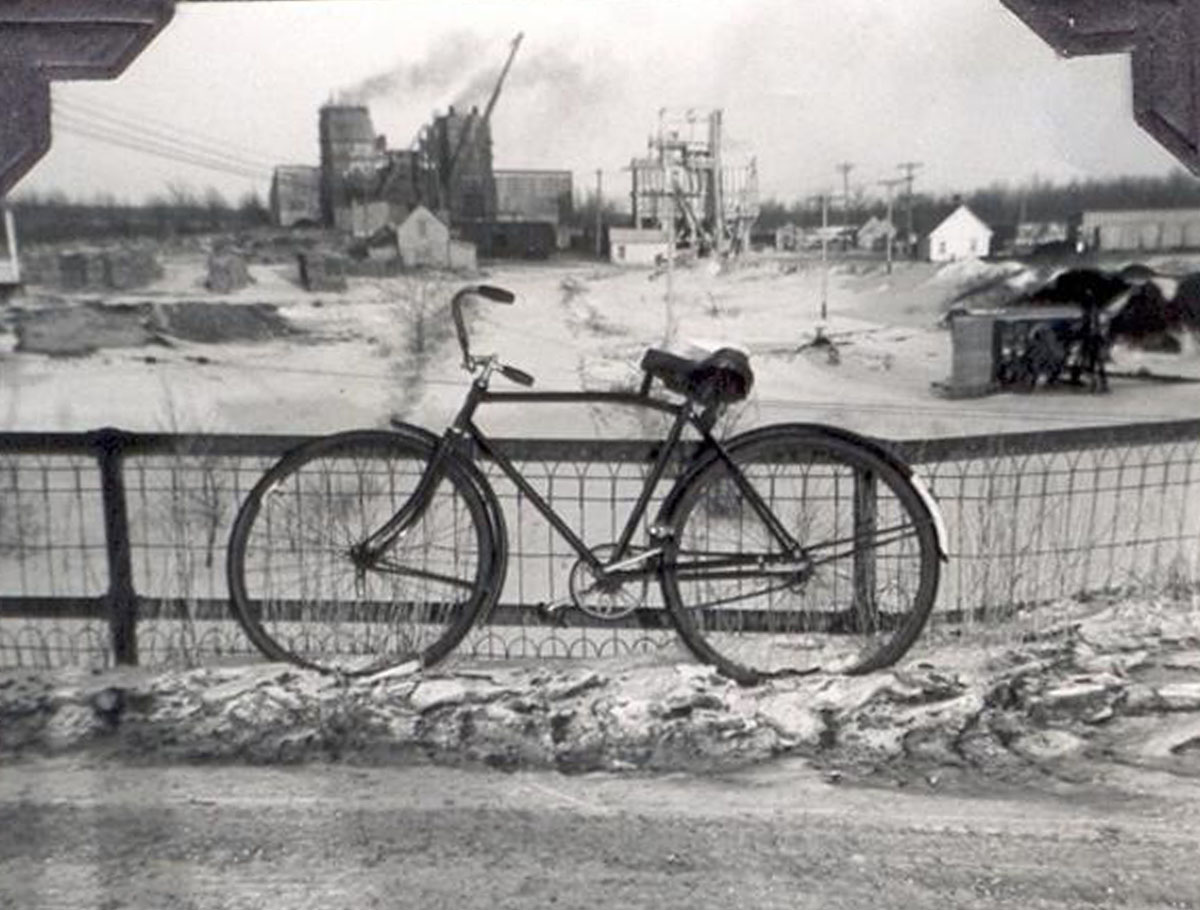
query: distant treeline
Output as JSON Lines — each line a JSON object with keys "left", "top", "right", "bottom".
{"left": 7, "top": 186, "right": 271, "bottom": 245}
{"left": 759, "top": 170, "right": 1200, "bottom": 232}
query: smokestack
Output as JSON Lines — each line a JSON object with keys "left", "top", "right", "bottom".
{"left": 319, "top": 105, "right": 377, "bottom": 227}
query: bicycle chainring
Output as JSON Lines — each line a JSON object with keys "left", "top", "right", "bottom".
{"left": 568, "top": 544, "right": 649, "bottom": 621}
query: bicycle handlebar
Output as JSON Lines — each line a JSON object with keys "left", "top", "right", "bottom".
{"left": 451, "top": 284, "right": 515, "bottom": 369}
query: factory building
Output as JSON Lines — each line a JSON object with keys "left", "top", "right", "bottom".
{"left": 418, "top": 106, "right": 497, "bottom": 222}
{"left": 269, "top": 165, "right": 322, "bottom": 228}
{"left": 318, "top": 105, "right": 389, "bottom": 230}
{"left": 1074, "top": 208, "right": 1200, "bottom": 252}
{"left": 495, "top": 170, "right": 572, "bottom": 223}
{"left": 625, "top": 109, "right": 758, "bottom": 259}
{"left": 272, "top": 102, "right": 573, "bottom": 258}
{"left": 494, "top": 169, "right": 573, "bottom": 249}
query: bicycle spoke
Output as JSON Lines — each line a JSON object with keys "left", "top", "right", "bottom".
{"left": 370, "top": 558, "right": 477, "bottom": 590}
{"left": 661, "top": 426, "right": 940, "bottom": 681}
{"left": 228, "top": 431, "right": 494, "bottom": 676}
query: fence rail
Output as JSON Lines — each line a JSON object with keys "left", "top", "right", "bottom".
{"left": 2, "top": 419, "right": 1199, "bottom": 670}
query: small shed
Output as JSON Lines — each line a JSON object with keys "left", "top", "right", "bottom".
{"left": 856, "top": 215, "right": 897, "bottom": 251}
{"left": 389, "top": 207, "right": 477, "bottom": 271}
{"left": 397, "top": 206, "right": 451, "bottom": 268}
{"left": 609, "top": 227, "right": 670, "bottom": 266}
{"left": 0, "top": 207, "right": 20, "bottom": 293}
{"left": 920, "top": 204, "right": 993, "bottom": 262}
{"left": 269, "top": 165, "right": 321, "bottom": 228}
{"left": 775, "top": 223, "right": 801, "bottom": 252}
{"left": 448, "top": 239, "right": 477, "bottom": 271}
{"left": 297, "top": 253, "right": 347, "bottom": 292}
{"left": 344, "top": 200, "right": 392, "bottom": 239}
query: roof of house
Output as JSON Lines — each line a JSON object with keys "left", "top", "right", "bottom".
{"left": 399, "top": 205, "right": 446, "bottom": 229}
{"left": 609, "top": 227, "right": 669, "bottom": 243}
{"left": 858, "top": 215, "right": 896, "bottom": 234}
{"left": 926, "top": 204, "right": 992, "bottom": 238}
{"left": 1078, "top": 208, "right": 1200, "bottom": 226}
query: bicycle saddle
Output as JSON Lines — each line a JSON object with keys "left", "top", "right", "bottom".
{"left": 640, "top": 346, "right": 754, "bottom": 405}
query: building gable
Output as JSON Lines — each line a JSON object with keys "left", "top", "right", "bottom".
{"left": 398, "top": 205, "right": 448, "bottom": 243}
{"left": 930, "top": 204, "right": 992, "bottom": 241}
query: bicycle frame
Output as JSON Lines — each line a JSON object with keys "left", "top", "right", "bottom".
{"left": 358, "top": 373, "right": 806, "bottom": 582}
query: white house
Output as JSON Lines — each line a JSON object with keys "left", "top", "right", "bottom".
{"left": 919, "top": 204, "right": 993, "bottom": 262}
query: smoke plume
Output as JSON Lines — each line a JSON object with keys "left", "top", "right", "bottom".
{"left": 338, "top": 31, "right": 488, "bottom": 104}
{"left": 451, "top": 44, "right": 608, "bottom": 112}
{"left": 340, "top": 32, "right": 612, "bottom": 117}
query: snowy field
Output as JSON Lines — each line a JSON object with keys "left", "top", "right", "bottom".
{"left": 2, "top": 248, "right": 1199, "bottom": 441}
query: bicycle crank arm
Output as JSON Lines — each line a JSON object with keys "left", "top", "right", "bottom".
{"left": 597, "top": 547, "right": 663, "bottom": 576}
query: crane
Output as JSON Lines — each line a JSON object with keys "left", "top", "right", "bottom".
{"left": 441, "top": 32, "right": 523, "bottom": 217}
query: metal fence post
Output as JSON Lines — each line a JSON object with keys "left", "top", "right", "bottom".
{"left": 852, "top": 467, "right": 878, "bottom": 628}
{"left": 89, "top": 427, "right": 137, "bottom": 665}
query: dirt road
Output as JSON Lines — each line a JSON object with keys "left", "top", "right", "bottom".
{"left": 2, "top": 757, "right": 1198, "bottom": 909}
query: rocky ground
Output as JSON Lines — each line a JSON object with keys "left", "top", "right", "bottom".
{"left": 3, "top": 597, "right": 1198, "bottom": 784}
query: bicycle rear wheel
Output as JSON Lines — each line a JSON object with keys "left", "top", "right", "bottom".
{"left": 227, "top": 430, "right": 496, "bottom": 675}
{"left": 660, "top": 425, "right": 941, "bottom": 683}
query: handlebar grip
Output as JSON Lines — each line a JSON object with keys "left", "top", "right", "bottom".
{"left": 476, "top": 284, "right": 515, "bottom": 303}
{"left": 500, "top": 364, "right": 535, "bottom": 387}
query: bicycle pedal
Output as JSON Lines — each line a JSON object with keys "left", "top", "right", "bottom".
{"left": 537, "top": 599, "right": 573, "bottom": 627}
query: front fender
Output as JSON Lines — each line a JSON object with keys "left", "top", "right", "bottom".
{"left": 388, "top": 419, "right": 510, "bottom": 611}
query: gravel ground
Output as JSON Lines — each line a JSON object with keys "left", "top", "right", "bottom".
{"left": 2, "top": 758, "right": 1199, "bottom": 910}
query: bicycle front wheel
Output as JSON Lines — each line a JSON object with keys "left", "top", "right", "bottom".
{"left": 660, "top": 426, "right": 941, "bottom": 682}
{"left": 227, "top": 430, "right": 496, "bottom": 675}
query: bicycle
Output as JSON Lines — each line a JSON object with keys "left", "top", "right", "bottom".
{"left": 226, "top": 284, "right": 948, "bottom": 683}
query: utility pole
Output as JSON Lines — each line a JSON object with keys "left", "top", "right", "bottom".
{"left": 663, "top": 156, "right": 677, "bottom": 345}
{"left": 897, "top": 161, "right": 922, "bottom": 258}
{"left": 878, "top": 178, "right": 905, "bottom": 274}
{"left": 807, "top": 191, "right": 831, "bottom": 322}
{"left": 594, "top": 169, "right": 603, "bottom": 258}
{"left": 820, "top": 192, "right": 829, "bottom": 321}
{"left": 710, "top": 109, "right": 726, "bottom": 255}
{"left": 836, "top": 162, "right": 855, "bottom": 240}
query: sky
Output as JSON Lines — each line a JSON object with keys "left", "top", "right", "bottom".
{"left": 14, "top": 0, "right": 1187, "bottom": 207}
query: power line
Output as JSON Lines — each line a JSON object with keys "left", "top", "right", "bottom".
{"left": 53, "top": 111, "right": 315, "bottom": 195}
{"left": 55, "top": 99, "right": 281, "bottom": 174}
{"left": 54, "top": 90, "right": 286, "bottom": 168}
{"left": 55, "top": 116, "right": 268, "bottom": 183}
{"left": 54, "top": 108, "right": 276, "bottom": 180}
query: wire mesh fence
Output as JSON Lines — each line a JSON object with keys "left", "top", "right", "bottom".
{"left": 1, "top": 420, "right": 1198, "bottom": 670}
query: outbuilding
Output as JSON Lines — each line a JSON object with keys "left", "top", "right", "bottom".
{"left": 919, "top": 204, "right": 993, "bottom": 262}
{"left": 393, "top": 206, "right": 476, "bottom": 270}
{"left": 856, "top": 215, "right": 897, "bottom": 251}
{"left": 1074, "top": 208, "right": 1200, "bottom": 252}
{"left": 269, "top": 165, "right": 322, "bottom": 228}
{"left": 609, "top": 227, "right": 671, "bottom": 266}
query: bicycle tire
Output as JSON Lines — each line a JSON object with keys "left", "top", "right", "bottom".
{"left": 659, "top": 424, "right": 941, "bottom": 683}
{"left": 227, "top": 429, "right": 498, "bottom": 675}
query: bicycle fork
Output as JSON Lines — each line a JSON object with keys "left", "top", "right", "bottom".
{"left": 349, "top": 432, "right": 459, "bottom": 570}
